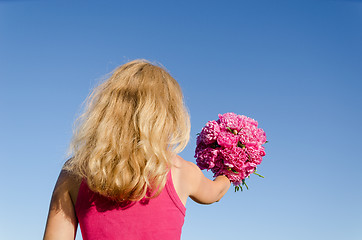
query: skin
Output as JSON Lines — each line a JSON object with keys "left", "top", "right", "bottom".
{"left": 43, "top": 155, "right": 231, "bottom": 240}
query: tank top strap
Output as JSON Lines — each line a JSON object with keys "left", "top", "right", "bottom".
{"left": 165, "top": 169, "right": 186, "bottom": 216}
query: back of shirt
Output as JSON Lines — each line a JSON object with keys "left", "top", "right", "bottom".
{"left": 75, "top": 170, "right": 186, "bottom": 240}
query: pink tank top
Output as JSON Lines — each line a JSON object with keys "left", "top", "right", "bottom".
{"left": 75, "top": 170, "right": 186, "bottom": 240}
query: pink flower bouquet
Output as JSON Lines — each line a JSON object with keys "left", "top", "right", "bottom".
{"left": 195, "top": 112, "right": 267, "bottom": 191}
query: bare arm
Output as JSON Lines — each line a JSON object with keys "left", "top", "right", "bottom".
{"left": 176, "top": 157, "right": 230, "bottom": 205}
{"left": 43, "top": 170, "right": 80, "bottom": 240}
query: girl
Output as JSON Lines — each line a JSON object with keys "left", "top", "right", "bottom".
{"left": 44, "top": 60, "right": 230, "bottom": 240}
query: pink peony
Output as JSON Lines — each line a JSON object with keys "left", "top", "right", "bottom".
{"left": 244, "top": 162, "right": 257, "bottom": 177}
{"left": 260, "top": 146, "right": 266, "bottom": 157}
{"left": 195, "top": 112, "right": 267, "bottom": 189}
{"left": 217, "top": 131, "right": 238, "bottom": 148}
{"left": 195, "top": 147, "right": 219, "bottom": 170}
{"left": 219, "top": 147, "right": 247, "bottom": 171}
{"left": 218, "top": 112, "right": 243, "bottom": 131}
{"left": 198, "top": 120, "right": 220, "bottom": 145}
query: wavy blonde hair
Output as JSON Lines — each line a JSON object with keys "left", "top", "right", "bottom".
{"left": 64, "top": 60, "right": 190, "bottom": 201}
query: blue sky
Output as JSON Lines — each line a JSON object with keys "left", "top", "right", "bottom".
{"left": 1, "top": 0, "right": 361, "bottom": 239}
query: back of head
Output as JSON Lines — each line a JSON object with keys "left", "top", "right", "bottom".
{"left": 65, "top": 59, "right": 190, "bottom": 201}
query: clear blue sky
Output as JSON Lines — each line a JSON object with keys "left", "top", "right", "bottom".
{"left": 1, "top": 0, "right": 361, "bottom": 239}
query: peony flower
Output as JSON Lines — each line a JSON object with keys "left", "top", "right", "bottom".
{"left": 199, "top": 120, "right": 220, "bottom": 145}
{"left": 244, "top": 162, "right": 257, "bottom": 178}
{"left": 218, "top": 112, "right": 243, "bottom": 131}
{"left": 219, "top": 147, "right": 247, "bottom": 171}
{"left": 195, "top": 112, "right": 267, "bottom": 190}
{"left": 217, "top": 131, "right": 238, "bottom": 148}
{"left": 195, "top": 147, "right": 219, "bottom": 170}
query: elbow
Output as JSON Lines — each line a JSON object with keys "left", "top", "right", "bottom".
{"left": 214, "top": 176, "right": 231, "bottom": 203}
{"left": 215, "top": 187, "right": 228, "bottom": 203}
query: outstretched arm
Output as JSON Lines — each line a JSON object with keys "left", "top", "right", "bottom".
{"left": 178, "top": 158, "right": 230, "bottom": 204}
{"left": 189, "top": 163, "right": 230, "bottom": 204}
{"left": 43, "top": 170, "right": 79, "bottom": 240}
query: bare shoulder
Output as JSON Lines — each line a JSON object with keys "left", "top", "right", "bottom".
{"left": 172, "top": 155, "right": 202, "bottom": 183}
{"left": 172, "top": 155, "right": 200, "bottom": 173}
{"left": 44, "top": 166, "right": 81, "bottom": 240}
{"left": 170, "top": 155, "right": 200, "bottom": 206}
{"left": 52, "top": 168, "right": 82, "bottom": 208}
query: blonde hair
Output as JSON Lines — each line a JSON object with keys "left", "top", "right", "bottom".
{"left": 64, "top": 59, "right": 190, "bottom": 201}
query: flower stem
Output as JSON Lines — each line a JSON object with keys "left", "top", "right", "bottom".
{"left": 234, "top": 185, "right": 243, "bottom": 192}
{"left": 253, "top": 172, "right": 264, "bottom": 178}
{"left": 242, "top": 179, "right": 249, "bottom": 190}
